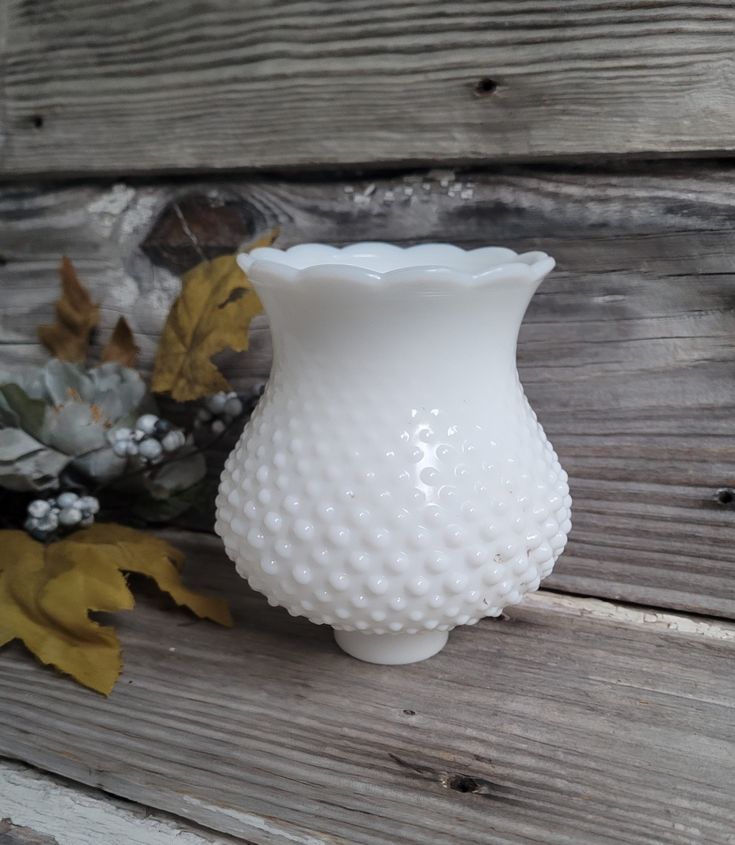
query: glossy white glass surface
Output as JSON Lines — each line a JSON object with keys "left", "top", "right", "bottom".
{"left": 216, "top": 243, "right": 571, "bottom": 663}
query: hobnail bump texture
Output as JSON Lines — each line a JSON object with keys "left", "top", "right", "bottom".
{"left": 215, "top": 243, "right": 571, "bottom": 664}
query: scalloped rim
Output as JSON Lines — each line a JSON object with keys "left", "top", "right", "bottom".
{"left": 236, "top": 242, "right": 555, "bottom": 289}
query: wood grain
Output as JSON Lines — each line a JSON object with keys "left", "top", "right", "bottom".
{"left": 2, "top": 1, "right": 735, "bottom": 177}
{"left": 1, "top": 760, "right": 248, "bottom": 845}
{"left": 1, "top": 163, "right": 734, "bottom": 617}
{"left": 1, "top": 530, "right": 734, "bottom": 845}
{"left": 0, "top": 818, "right": 58, "bottom": 845}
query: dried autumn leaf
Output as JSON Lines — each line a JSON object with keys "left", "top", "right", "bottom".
{"left": 101, "top": 316, "right": 140, "bottom": 367}
{"left": 0, "top": 524, "right": 231, "bottom": 695}
{"left": 0, "top": 530, "right": 132, "bottom": 694}
{"left": 151, "top": 230, "right": 277, "bottom": 402}
{"left": 69, "top": 524, "right": 232, "bottom": 627}
{"left": 38, "top": 257, "right": 100, "bottom": 362}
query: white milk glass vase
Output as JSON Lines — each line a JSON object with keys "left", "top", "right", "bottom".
{"left": 215, "top": 243, "right": 571, "bottom": 664}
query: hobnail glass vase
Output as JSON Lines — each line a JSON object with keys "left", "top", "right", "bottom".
{"left": 215, "top": 243, "right": 571, "bottom": 664}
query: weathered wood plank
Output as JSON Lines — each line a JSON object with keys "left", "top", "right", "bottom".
{"left": 1, "top": 530, "right": 734, "bottom": 845}
{"left": 0, "top": 760, "right": 249, "bottom": 845}
{"left": 1, "top": 163, "right": 734, "bottom": 617}
{"left": 3, "top": 1, "right": 735, "bottom": 177}
{"left": 0, "top": 818, "right": 58, "bottom": 845}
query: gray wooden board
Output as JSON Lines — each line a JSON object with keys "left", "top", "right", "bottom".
{"left": 3, "top": 2, "right": 735, "bottom": 177}
{"left": 0, "top": 819, "right": 58, "bottom": 845}
{"left": 0, "top": 163, "right": 734, "bottom": 618}
{"left": 0, "top": 531, "right": 734, "bottom": 845}
{"left": 1, "top": 760, "right": 251, "bottom": 845}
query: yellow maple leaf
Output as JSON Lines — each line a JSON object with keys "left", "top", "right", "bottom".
{"left": 38, "top": 257, "right": 100, "bottom": 362}
{"left": 101, "top": 316, "right": 139, "bottom": 368}
{"left": 151, "top": 230, "right": 277, "bottom": 402}
{"left": 0, "top": 524, "right": 231, "bottom": 695}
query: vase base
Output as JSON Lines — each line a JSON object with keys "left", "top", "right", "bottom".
{"left": 334, "top": 629, "right": 449, "bottom": 665}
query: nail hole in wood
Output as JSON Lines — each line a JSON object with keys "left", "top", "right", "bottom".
{"left": 446, "top": 774, "right": 479, "bottom": 793}
{"left": 402, "top": 709, "right": 416, "bottom": 716}
{"left": 0, "top": 255, "right": 7, "bottom": 266}
{"left": 31, "top": 114, "right": 44, "bottom": 129}
{"left": 716, "top": 488, "right": 734, "bottom": 505}
{"left": 474, "top": 77, "right": 498, "bottom": 97}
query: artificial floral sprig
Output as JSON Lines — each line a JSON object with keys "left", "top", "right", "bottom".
{"left": 0, "top": 525, "right": 232, "bottom": 695}
{"left": 24, "top": 491, "right": 100, "bottom": 541}
{"left": 0, "top": 238, "right": 272, "bottom": 693}
{"left": 110, "top": 413, "right": 188, "bottom": 463}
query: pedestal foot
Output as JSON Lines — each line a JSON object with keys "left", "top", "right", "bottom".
{"left": 334, "top": 629, "right": 449, "bottom": 664}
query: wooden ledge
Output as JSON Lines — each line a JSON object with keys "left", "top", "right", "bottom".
{"left": 1, "top": 530, "right": 734, "bottom": 844}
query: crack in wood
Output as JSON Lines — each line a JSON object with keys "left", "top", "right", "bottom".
{"left": 388, "top": 752, "right": 511, "bottom": 800}
{"left": 172, "top": 201, "right": 208, "bottom": 266}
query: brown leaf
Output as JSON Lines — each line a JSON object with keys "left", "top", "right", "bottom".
{"left": 101, "top": 316, "right": 140, "bottom": 367}
{"left": 0, "top": 524, "right": 231, "bottom": 695}
{"left": 242, "top": 229, "right": 280, "bottom": 252}
{"left": 69, "top": 524, "right": 232, "bottom": 627}
{"left": 38, "top": 257, "right": 100, "bottom": 362}
{"left": 151, "top": 230, "right": 277, "bottom": 401}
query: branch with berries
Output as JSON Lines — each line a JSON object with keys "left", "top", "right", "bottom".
{"left": 0, "top": 241, "right": 273, "bottom": 695}
{"left": 1, "top": 249, "right": 270, "bottom": 541}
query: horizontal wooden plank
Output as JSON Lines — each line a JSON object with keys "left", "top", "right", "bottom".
{"left": 1, "top": 530, "right": 734, "bottom": 845}
{"left": 0, "top": 818, "right": 58, "bottom": 845}
{"left": 1, "top": 163, "right": 734, "bottom": 617}
{"left": 1, "top": 760, "right": 247, "bottom": 845}
{"left": 3, "top": 2, "right": 735, "bottom": 177}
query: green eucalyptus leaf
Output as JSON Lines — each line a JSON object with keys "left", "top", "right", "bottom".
{"left": 0, "top": 384, "right": 48, "bottom": 439}
{"left": 145, "top": 452, "right": 207, "bottom": 499}
{"left": 131, "top": 476, "right": 212, "bottom": 523}
{"left": 0, "top": 429, "right": 70, "bottom": 491}
{"left": 72, "top": 446, "right": 128, "bottom": 485}
{"left": 0, "top": 366, "right": 46, "bottom": 400}
{"left": 0, "top": 361, "right": 166, "bottom": 493}
{"left": 0, "top": 428, "right": 44, "bottom": 461}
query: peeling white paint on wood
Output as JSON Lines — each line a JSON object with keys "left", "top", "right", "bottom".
{"left": 523, "top": 592, "right": 735, "bottom": 642}
{"left": 0, "top": 761, "right": 243, "bottom": 845}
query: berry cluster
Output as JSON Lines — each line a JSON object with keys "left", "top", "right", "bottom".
{"left": 24, "top": 492, "right": 100, "bottom": 541}
{"left": 111, "top": 414, "right": 187, "bottom": 463}
{"left": 195, "top": 392, "right": 244, "bottom": 435}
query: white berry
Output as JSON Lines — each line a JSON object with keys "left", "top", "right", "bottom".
{"left": 39, "top": 511, "right": 59, "bottom": 531}
{"left": 78, "top": 495, "right": 100, "bottom": 514}
{"left": 57, "top": 491, "right": 80, "bottom": 508}
{"left": 136, "top": 414, "right": 159, "bottom": 435}
{"left": 224, "top": 397, "right": 243, "bottom": 417}
{"left": 113, "top": 440, "right": 129, "bottom": 457}
{"left": 139, "top": 438, "right": 163, "bottom": 460}
{"left": 28, "top": 499, "right": 51, "bottom": 518}
{"left": 206, "top": 393, "right": 228, "bottom": 414}
{"left": 125, "top": 441, "right": 139, "bottom": 456}
{"left": 113, "top": 427, "right": 132, "bottom": 442}
{"left": 211, "top": 419, "right": 226, "bottom": 435}
{"left": 58, "top": 507, "right": 82, "bottom": 526}
{"left": 162, "top": 430, "right": 185, "bottom": 452}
